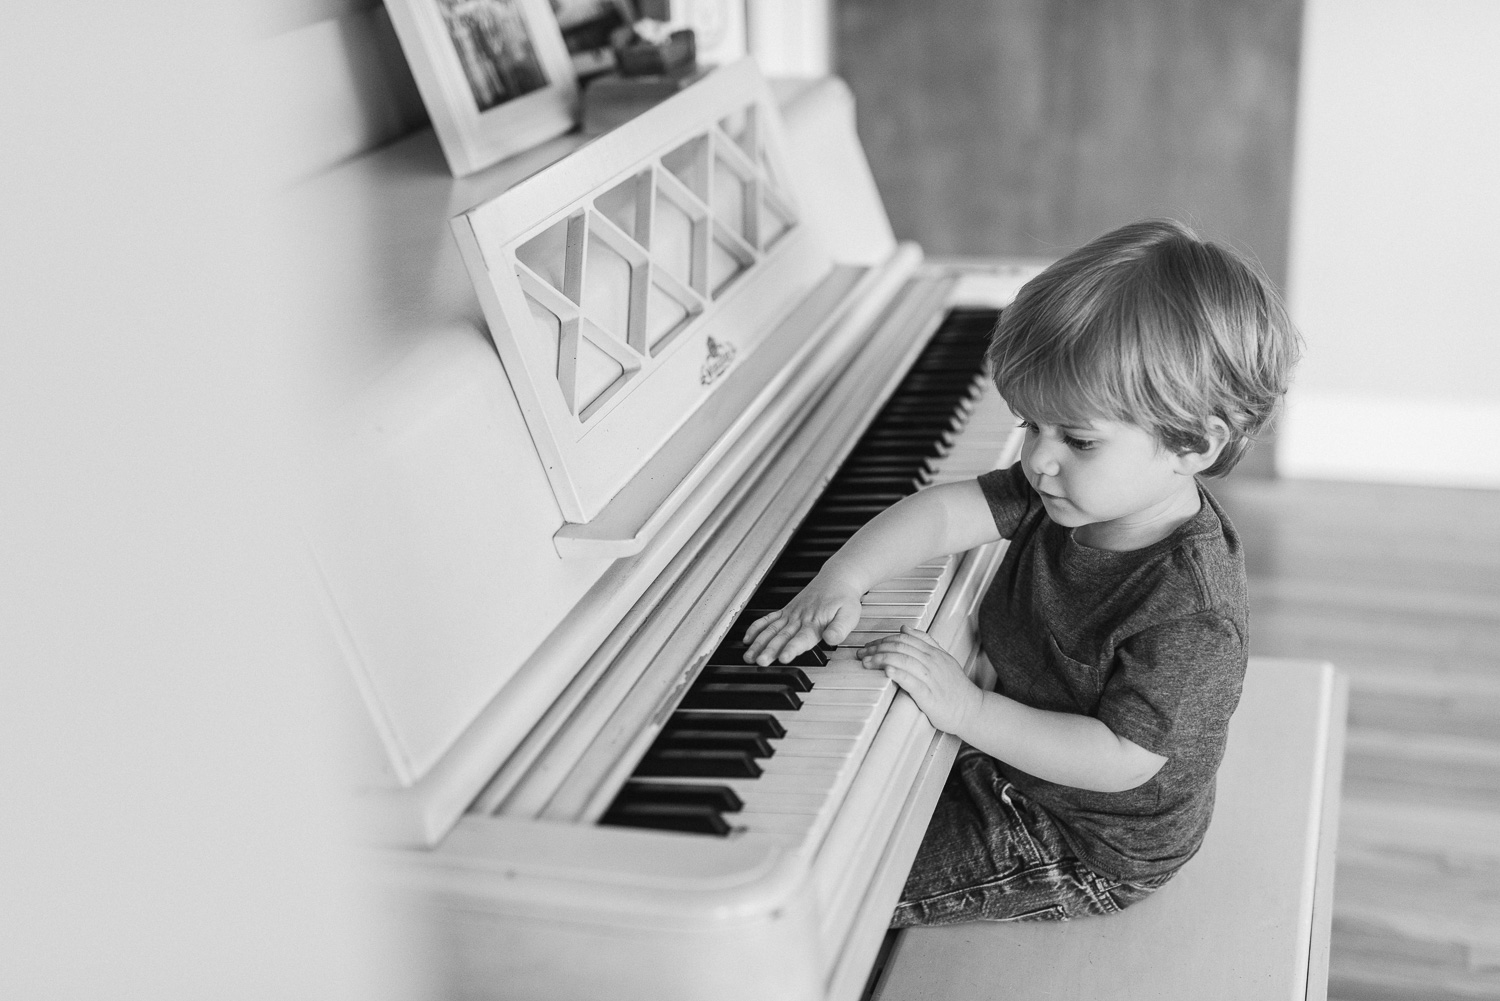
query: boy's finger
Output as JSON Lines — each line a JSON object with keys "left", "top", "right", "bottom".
{"left": 861, "top": 649, "right": 922, "bottom": 674}
{"left": 742, "top": 613, "right": 779, "bottom": 644}
{"left": 774, "top": 627, "right": 810, "bottom": 666}
{"left": 881, "top": 664, "right": 928, "bottom": 700}
{"left": 744, "top": 616, "right": 791, "bottom": 663}
{"left": 775, "top": 625, "right": 817, "bottom": 663}
{"left": 860, "top": 634, "right": 926, "bottom": 658}
{"left": 755, "top": 619, "right": 803, "bottom": 665}
{"left": 822, "top": 604, "right": 860, "bottom": 646}
{"left": 899, "top": 625, "right": 940, "bottom": 648}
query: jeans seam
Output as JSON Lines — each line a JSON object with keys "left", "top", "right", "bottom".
{"left": 997, "top": 783, "right": 1049, "bottom": 867}
{"left": 903, "top": 857, "right": 1118, "bottom": 922}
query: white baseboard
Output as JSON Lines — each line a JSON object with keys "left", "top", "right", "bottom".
{"left": 1278, "top": 391, "right": 1500, "bottom": 488}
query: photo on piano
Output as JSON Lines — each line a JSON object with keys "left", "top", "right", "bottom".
{"left": 384, "top": 0, "right": 578, "bottom": 176}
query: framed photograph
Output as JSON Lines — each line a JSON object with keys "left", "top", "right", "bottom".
{"left": 385, "top": 0, "right": 580, "bottom": 177}
{"left": 552, "top": 1, "right": 637, "bottom": 81}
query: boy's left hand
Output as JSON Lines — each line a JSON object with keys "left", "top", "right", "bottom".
{"left": 860, "top": 626, "right": 983, "bottom": 736}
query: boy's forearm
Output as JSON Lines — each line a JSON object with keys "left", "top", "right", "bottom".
{"left": 819, "top": 481, "right": 998, "bottom": 592}
{"left": 955, "top": 691, "right": 1160, "bottom": 793}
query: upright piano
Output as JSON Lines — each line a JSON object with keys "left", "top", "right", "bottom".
{"left": 305, "top": 59, "right": 1041, "bottom": 1001}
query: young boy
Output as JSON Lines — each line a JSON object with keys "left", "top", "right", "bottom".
{"left": 742, "top": 219, "right": 1300, "bottom": 925}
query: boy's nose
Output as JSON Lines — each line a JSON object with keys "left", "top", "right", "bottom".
{"left": 1026, "top": 438, "right": 1063, "bottom": 477}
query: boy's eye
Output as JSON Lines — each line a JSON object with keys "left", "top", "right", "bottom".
{"left": 1064, "top": 435, "right": 1097, "bottom": 452}
{"left": 1017, "top": 419, "right": 1038, "bottom": 433}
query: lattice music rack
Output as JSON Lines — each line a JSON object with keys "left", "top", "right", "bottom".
{"left": 453, "top": 60, "right": 833, "bottom": 541}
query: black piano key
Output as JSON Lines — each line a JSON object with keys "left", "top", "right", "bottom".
{"left": 799, "top": 519, "right": 878, "bottom": 534}
{"left": 848, "top": 441, "right": 945, "bottom": 455}
{"left": 765, "top": 555, "right": 833, "bottom": 572}
{"left": 774, "top": 547, "right": 844, "bottom": 561}
{"left": 716, "top": 634, "right": 828, "bottom": 667}
{"left": 815, "top": 489, "right": 911, "bottom": 505}
{"left": 834, "top": 460, "right": 937, "bottom": 474}
{"left": 861, "top": 428, "right": 959, "bottom": 442}
{"left": 679, "top": 683, "right": 803, "bottom": 711}
{"left": 758, "top": 568, "right": 820, "bottom": 584}
{"left": 653, "top": 729, "right": 775, "bottom": 757}
{"left": 753, "top": 580, "right": 817, "bottom": 591}
{"left": 812, "top": 502, "right": 902, "bottom": 518}
{"left": 737, "top": 600, "right": 791, "bottom": 613}
{"left": 699, "top": 664, "right": 813, "bottom": 691}
{"left": 865, "top": 421, "right": 959, "bottom": 437}
{"left": 668, "top": 710, "right": 786, "bottom": 738}
{"left": 823, "top": 476, "right": 921, "bottom": 491}
{"left": 599, "top": 801, "right": 732, "bottom": 836}
{"left": 634, "top": 747, "right": 763, "bottom": 778}
{"left": 790, "top": 528, "right": 860, "bottom": 542}
{"left": 617, "top": 781, "right": 744, "bottom": 813}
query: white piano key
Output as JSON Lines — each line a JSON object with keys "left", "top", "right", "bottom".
{"left": 868, "top": 574, "right": 944, "bottom": 588}
{"left": 801, "top": 666, "right": 886, "bottom": 689}
{"left": 801, "top": 688, "right": 883, "bottom": 707}
{"left": 861, "top": 591, "right": 936, "bottom": 605}
{"left": 767, "top": 704, "right": 871, "bottom": 723}
{"left": 771, "top": 737, "right": 859, "bottom": 757}
{"left": 643, "top": 771, "right": 840, "bottom": 796}
{"left": 729, "top": 811, "right": 817, "bottom": 834}
{"left": 760, "top": 755, "right": 843, "bottom": 775}
{"left": 722, "top": 790, "right": 824, "bottom": 812}
{"left": 858, "top": 607, "right": 928, "bottom": 623}
{"left": 853, "top": 616, "right": 923, "bottom": 633}
{"left": 764, "top": 718, "right": 864, "bottom": 738}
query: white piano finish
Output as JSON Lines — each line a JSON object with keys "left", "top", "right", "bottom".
{"left": 300, "top": 68, "right": 898, "bottom": 841}
{"left": 303, "top": 55, "right": 1045, "bottom": 999}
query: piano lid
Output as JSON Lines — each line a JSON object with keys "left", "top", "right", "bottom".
{"left": 452, "top": 59, "right": 833, "bottom": 554}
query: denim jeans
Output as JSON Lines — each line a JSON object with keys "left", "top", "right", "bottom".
{"left": 891, "top": 749, "right": 1173, "bottom": 927}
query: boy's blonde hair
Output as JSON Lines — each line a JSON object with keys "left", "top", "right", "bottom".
{"left": 987, "top": 219, "right": 1301, "bottom": 477}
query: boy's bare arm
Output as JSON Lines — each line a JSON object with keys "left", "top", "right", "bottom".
{"left": 742, "top": 479, "right": 1001, "bottom": 666}
{"left": 862, "top": 627, "right": 1167, "bottom": 793}
{"left": 963, "top": 691, "right": 1167, "bottom": 792}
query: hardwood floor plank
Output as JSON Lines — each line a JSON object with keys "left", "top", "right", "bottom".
{"left": 1216, "top": 477, "right": 1500, "bottom": 1001}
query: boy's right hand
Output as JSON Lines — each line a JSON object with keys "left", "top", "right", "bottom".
{"left": 741, "top": 574, "right": 864, "bottom": 665}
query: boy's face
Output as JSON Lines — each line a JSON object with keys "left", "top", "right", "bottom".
{"left": 1016, "top": 416, "right": 1209, "bottom": 550}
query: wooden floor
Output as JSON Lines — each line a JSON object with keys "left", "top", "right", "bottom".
{"left": 1212, "top": 476, "right": 1500, "bottom": 1001}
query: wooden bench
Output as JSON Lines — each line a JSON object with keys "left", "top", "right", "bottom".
{"left": 870, "top": 658, "right": 1348, "bottom": 1001}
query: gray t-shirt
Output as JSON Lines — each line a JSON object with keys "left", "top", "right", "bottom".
{"left": 975, "top": 462, "right": 1248, "bottom": 881}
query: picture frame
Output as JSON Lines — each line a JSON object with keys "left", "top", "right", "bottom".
{"left": 552, "top": 0, "right": 637, "bottom": 81}
{"left": 385, "top": 0, "right": 580, "bottom": 177}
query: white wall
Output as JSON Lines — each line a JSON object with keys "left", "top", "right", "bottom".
{"left": 0, "top": 5, "right": 422, "bottom": 999}
{"left": 1281, "top": 0, "right": 1500, "bottom": 487}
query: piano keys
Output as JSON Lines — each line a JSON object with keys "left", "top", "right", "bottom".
{"left": 312, "top": 57, "right": 1044, "bottom": 1001}
{"left": 596, "top": 309, "right": 999, "bottom": 842}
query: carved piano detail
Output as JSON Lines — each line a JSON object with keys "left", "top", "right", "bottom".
{"left": 312, "top": 59, "right": 1041, "bottom": 1001}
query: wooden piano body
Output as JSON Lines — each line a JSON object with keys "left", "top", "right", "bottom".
{"left": 304, "top": 60, "right": 1042, "bottom": 1001}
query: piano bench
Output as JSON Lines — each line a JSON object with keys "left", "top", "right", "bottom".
{"left": 869, "top": 657, "right": 1348, "bottom": 1001}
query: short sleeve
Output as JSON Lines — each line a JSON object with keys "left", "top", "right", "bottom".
{"left": 975, "top": 462, "right": 1038, "bottom": 539}
{"left": 1096, "top": 613, "right": 1247, "bottom": 774}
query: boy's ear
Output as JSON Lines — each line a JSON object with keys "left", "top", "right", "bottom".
{"left": 1176, "top": 417, "right": 1230, "bottom": 474}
